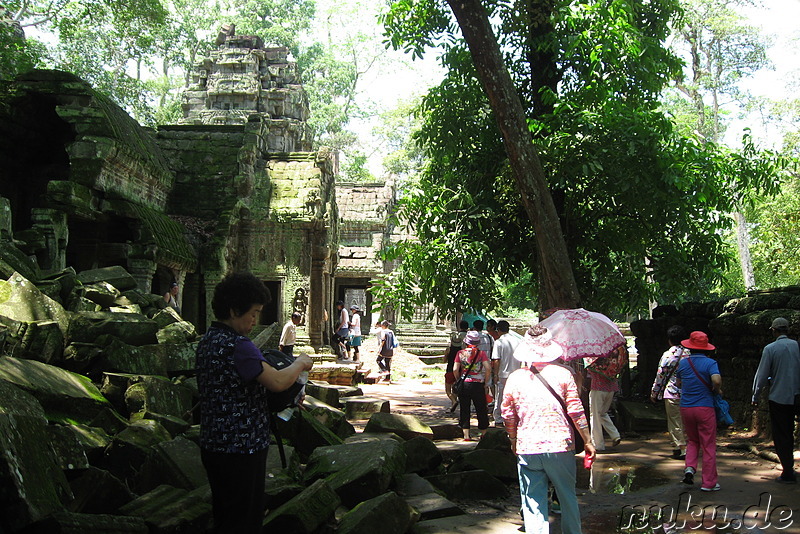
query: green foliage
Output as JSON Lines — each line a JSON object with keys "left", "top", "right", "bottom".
{"left": 340, "top": 150, "right": 375, "bottom": 182}
{"left": 0, "top": 24, "right": 46, "bottom": 79}
{"left": 375, "top": 0, "right": 789, "bottom": 320}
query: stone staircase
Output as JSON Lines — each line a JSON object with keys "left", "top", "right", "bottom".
{"left": 394, "top": 324, "right": 451, "bottom": 364}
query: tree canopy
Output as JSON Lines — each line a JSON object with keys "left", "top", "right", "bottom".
{"left": 374, "top": 0, "right": 790, "bottom": 320}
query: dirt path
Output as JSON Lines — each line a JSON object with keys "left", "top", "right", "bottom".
{"left": 357, "top": 377, "right": 800, "bottom": 534}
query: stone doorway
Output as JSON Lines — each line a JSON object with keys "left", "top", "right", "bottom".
{"left": 260, "top": 280, "right": 281, "bottom": 326}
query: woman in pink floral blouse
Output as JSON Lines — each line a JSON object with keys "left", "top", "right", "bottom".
{"left": 502, "top": 325, "right": 595, "bottom": 534}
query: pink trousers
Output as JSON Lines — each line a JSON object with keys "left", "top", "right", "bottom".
{"left": 681, "top": 406, "right": 717, "bottom": 488}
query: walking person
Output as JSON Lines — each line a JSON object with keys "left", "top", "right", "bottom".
{"left": 752, "top": 317, "right": 800, "bottom": 483}
{"left": 348, "top": 305, "right": 362, "bottom": 361}
{"left": 334, "top": 300, "right": 349, "bottom": 360}
{"left": 676, "top": 331, "right": 722, "bottom": 491}
{"left": 650, "top": 325, "right": 689, "bottom": 459}
{"left": 491, "top": 320, "right": 521, "bottom": 426}
{"left": 279, "top": 312, "right": 302, "bottom": 357}
{"left": 445, "top": 320, "right": 469, "bottom": 411}
{"left": 195, "top": 272, "right": 313, "bottom": 534}
{"left": 502, "top": 325, "right": 595, "bottom": 534}
{"left": 376, "top": 320, "right": 395, "bottom": 382}
{"left": 453, "top": 330, "right": 491, "bottom": 440}
{"left": 586, "top": 344, "right": 626, "bottom": 450}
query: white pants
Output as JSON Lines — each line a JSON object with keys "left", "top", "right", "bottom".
{"left": 589, "top": 389, "right": 620, "bottom": 450}
{"left": 493, "top": 377, "right": 508, "bottom": 424}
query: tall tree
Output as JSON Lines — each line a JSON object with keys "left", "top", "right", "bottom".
{"left": 378, "top": 0, "right": 784, "bottom": 319}
{"left": 668, "top": 0, "right": 771, "bottom": 290}
{"left": 442, "top": 0, "right": 580, "bottom": 309}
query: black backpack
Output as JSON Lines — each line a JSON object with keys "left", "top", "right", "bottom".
{"left": 262, "top": 349, "right": 305, "bottom": 413}
{"left": 262, "top": 349, "right": 306, "bottom": 468}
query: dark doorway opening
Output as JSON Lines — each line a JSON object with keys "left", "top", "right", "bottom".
{"left": 260, "top": 280, "right": 281, "bottom": 325}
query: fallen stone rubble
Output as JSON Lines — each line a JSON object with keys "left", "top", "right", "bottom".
{"left": 0, "top": 260, "right": 521, "bottom": 533}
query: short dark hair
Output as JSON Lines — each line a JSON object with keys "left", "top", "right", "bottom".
{"left": 667, "top": 325, "right": 688, "bottom": 346}
{"left": 291, "top": 312, "right": 302, "bottom": 320}
{"left": 497, "top": 320, "right": 510, "bottom": 333}
{"left": 459, "top": 320, "right": 469, "bottom": 330}
{"left": 211, "top": 272, "right": 271, "bottom": 320}
{"left": 487, "top": 319, "right": 498, "bottom": 330}
{"left": 473, "top": 319, "right": 484, "bottom": 330}
{"left": 381, "top": 320, "right": 391, "bottom": 327}
{"left": 336, "top": 300, "right": 344, "bottom": 307}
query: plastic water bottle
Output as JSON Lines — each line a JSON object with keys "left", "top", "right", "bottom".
{"left": 583, "top": 454, "right": 594, "bottom": 470}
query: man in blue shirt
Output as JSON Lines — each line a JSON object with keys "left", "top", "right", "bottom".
{"left": 752, "top": 317, "right": 800, "bottom": 484}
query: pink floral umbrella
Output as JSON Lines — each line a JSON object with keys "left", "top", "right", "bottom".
{"left": 538, "top": 308, "right": 625, "bottom": 361}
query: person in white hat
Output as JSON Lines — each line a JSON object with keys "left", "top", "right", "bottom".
{"left": 501, "top": 325, "right": 595, "bottom": 534}
{"left": 752, "top": 317, "right": 800, "bottom": 484}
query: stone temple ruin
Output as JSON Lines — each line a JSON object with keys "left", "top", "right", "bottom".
{"left": 1, "top": 28, "right": 486, "bottom": 534}
{"left": 0, "top": 27, "right": 397, "bottom": 350}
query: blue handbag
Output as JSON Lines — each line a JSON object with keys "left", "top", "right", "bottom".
{"left": 713, "top": 394, "right": 734, "bottom": 426}
{"left": 688, "top": 357, "right": 734, "bottom": 427}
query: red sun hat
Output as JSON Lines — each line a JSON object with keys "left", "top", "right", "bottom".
{"left": 681, "top": 331, "right": 715, "bottom": 351}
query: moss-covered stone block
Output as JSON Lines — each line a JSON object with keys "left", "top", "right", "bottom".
{"left": 123, "top": 376, "right": 193, "bottom": 419}
{"left": 337, "top": 491, "right": 418, "bottom": 534}
{"left": 76, "top": 266, "right": 138, "bottom": 292}
{"left": 262, "top": 479, "right": 340, "bottom": 533}
{"left": 0, "top": 356, "right": 111, "bottom": 423}
{"left": 68, "top": 311, "right": 159, "bottom": 346}
{"left": 0, "top": 380, "right": 71, "bottom": 532}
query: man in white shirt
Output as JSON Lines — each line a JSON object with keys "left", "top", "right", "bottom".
{"left": 279, "top": 312, "right": 302, "bottom": 356}
{"left": 491, "top": 320, "right": 521, "bottom": 425}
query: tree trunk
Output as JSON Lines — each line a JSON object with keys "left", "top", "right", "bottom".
{"left": 734, "top": 210, "right": 755, "bottom": 290}
{"left": 446, "top": 0, "right": 580, "bottom": 308}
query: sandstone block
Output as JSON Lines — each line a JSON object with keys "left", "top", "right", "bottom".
{"left": 341, "top": 396, "right": 390, "bottom": 420}
{"left": 0, "top": 381, "right": 71, "bottom": 532}
{"left": 402, "top": 436, "right": 443, "bottom": 474}
{"left": 425, "top": 470, "right": 509, "bottom": 500}
{"left": 337, "top": 491, "right": 418, "bottom": 534}
{"left": 46, "top": 424, "right": 90, "bottom": 471}
{"left": 104, "top": 419, "right": 172, "bottom": 480}
{"left": 274, "top": 408, "right": 343, "bottom": 457}
{"left": 119, "top": 484, "right": 212, "bottom": 533}
{"left": 404, "top": 492, "right": 464, "bottom": 521}
{"left": 77, "top": 266, "right": 138, "bottom": 291}
{"left": 156, "top": 320, "right": 197, "bottom": 343}
{"left": 304, "top": 438, "right": 406, "bottom": 487}
{"left": 450, "top": 449, "right": 518, "bottom": 483}
{"left": 364, "top": 412, "right": 434, "bottom": 441}
{"left": 19, "top": 511, "right": 148, "bottom": 533}
{"left": 303, "top": 395, "right": 355, "bottom": 439}
{"left": 475, "top": 427, "right": 514, "bottom": 452}
{"left": 68, "top": 311, "right": 158, "bottom": 346}
{"left": 0, "top": 356, "right": 111, "bottom": 422}
{"left": 79, "top": 281, "right": 121, "bottom": 307}
{"left": 137, "top": 436, "right": 208, "bottom": 493}
{"left": 123, "top": 375, "right": 193, "bottom": 419}
{"left": 262, "top": 479, "right": 340, "bottom": 533}
{"left": 66, "top": 467, "right": 135, "bottom": 514}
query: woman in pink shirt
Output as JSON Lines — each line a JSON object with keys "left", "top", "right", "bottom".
{"left": 502, "top": 325, "right": 595, "bottom": 534}
{"left": 453, "top": 330, "right": 491, "bottom": 440}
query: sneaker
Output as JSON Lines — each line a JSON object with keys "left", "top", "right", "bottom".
{"left": 776, "top": 475, "right": 798, "bottom": 484}
{"left": 701, "top": 483, "right": 721, "bottom": 491}
{"left": 682, "top": 467, "right": 695, "bottom": 485}
{"left": 611, "top": 437, "right": 621, "bottom": 447}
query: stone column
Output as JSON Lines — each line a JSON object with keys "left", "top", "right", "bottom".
{"left": 31, "top": 208, "right": 68, "bottom": 271}
{"left": 127, "top": 258, "right": 157, "bottom": 294}
{"left": 309, "top": 241, "right": 329, "bottom": 349}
